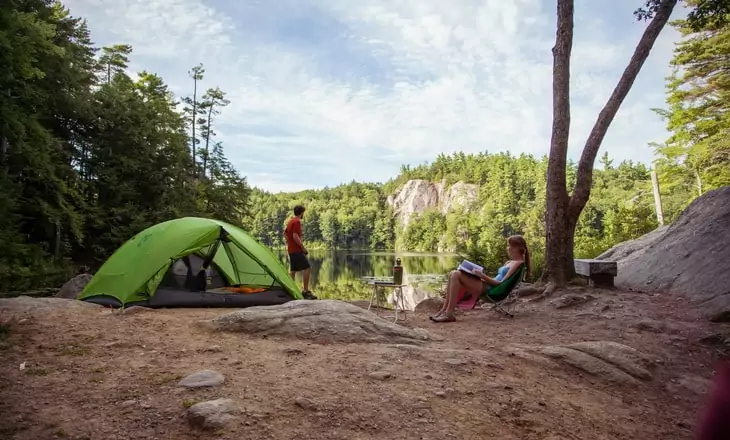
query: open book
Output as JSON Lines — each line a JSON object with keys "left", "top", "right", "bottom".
{"left": 457, "top": 259, "right": 484, "bottom": 276}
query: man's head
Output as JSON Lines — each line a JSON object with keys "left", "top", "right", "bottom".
{"left": 293, "top": 205, "right": 306, "bottom": 218}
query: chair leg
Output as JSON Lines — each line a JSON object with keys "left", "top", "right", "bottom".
{"left": 492, "top": 303, "right": 514, "bottom": 318}
{"left": 486, "top": 294, "right": 517, "bottom": 319}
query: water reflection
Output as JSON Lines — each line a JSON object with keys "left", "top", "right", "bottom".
{"left": 275, "top": 250, "right": 456, "bottom": 305}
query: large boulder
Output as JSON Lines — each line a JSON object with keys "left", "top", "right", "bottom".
{"left": 199, "top": 300, "right": 438, "bottom": 344}
{"left": 55, "top": 274, "right": 93, "bottom": 299}
{"left": 596, "top": 186, "right": 730, "bottom": 320}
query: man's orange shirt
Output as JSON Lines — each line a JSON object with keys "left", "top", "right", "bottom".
{"left": 285, "top": 217, "right": 303, "bottom": 253}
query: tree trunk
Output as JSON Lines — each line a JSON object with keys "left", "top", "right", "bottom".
{"left": 191, "top": 78, "right": 198, "bottom": 175}
{"left": 203, "top": 104, "right": 213, "bottom": 177}
{"left": 542, "top": 0, "right": 677, "bottom": 287}
{"left": 695, "top": 168, "right": 703, "bottom": 196}
{"left": 542, "top": 0, "right": 574, "bottom": 286}
{"left": 570, "top": 0, "right": 677, "bottom": 218}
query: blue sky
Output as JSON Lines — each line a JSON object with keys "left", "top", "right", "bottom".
{"left": 63, "top": 0, "right": 687, "bottom": 192}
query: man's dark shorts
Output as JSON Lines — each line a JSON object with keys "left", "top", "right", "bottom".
{"left": 288, "top": 252, "right": 311, "bottom": 272}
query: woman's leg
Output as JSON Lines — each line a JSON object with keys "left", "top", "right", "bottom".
{"left": 433, "top": 271, "right": 483, "bottom": 321}
{"left": 433, "top": 273, "right": 453, "bottom": 316}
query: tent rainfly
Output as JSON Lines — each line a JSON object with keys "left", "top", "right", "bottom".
{"left": 78, "top": 217, "right": 302, "bottom": 308}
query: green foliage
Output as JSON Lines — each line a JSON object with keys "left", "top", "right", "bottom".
{"left": 248, "top": 152, "right": 660, "bottom": 279}
{"left": 652, "top": 9, "right": 730, "bottom": 221}
{"left": 0, "top": 1, "right": 250, "bottom": 290}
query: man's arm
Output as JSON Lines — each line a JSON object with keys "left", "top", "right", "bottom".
{"left": 293, "top": 221, "right": 307, "bottom": 253}
{"left": 293, "top": 233, "right": 307, "bottom": 253}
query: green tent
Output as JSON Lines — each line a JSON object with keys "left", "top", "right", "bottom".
{"left": 79, "top": 217, "right": 302, "bottom": 308}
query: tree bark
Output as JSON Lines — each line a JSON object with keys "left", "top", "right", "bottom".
{"left": 542, "top": 0, "right": 574, "bottom": 286}
{"left": 570, "top": 0, "right": 678, "bottom": 217}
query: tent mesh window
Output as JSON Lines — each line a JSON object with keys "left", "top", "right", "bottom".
{"left": 159, "top": 254, "right": 227, "bottom": 291}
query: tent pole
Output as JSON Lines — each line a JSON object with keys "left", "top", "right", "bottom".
{"left": 221, "top": 241, "right": 241, "bottom": 285}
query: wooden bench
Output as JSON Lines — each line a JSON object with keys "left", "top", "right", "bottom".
{"left": 574, "top": 259, "right": 617, "bottom": 288}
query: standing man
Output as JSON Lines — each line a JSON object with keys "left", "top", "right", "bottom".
{"left": 285, "top": 205, "right": 317, "bottom": 300}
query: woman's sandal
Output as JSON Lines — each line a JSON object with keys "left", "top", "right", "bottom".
{"left": 430, "top": 313, "right": 456, "bottom": 323}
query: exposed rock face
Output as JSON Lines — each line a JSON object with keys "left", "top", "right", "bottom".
{"left": 200, "top": 300, "right": 439, "bottom": 344}
{"left": 440, "top": 181, "right": 479, "bottom": 215}
{"left": 387, "top": 179, "right": 478, "bottom": 226}
{"left": 596, "top": 186, "right": 730, "bottom": 320}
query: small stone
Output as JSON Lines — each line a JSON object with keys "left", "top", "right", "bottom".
{"left": 187, "top": 398, "right": 239, "bottom": 430}
{"left": 284, "top": 348, "right": 303, "bottom": 355}
{"left": 178, "top": 370, "right": 225, "bottom": 388}
{"left": 121, "top": 400, "right": 136, "bottom": 407}
{"left": 635, "top": 319, "right": 663, "bottom": 333}
{"left": 435, "top": 388, "right": 455, "bottom": 398}
{"left": 368, "top": 371, "right": 392, "bottom": 380}
{"left": 294, "top": 397, "right": 318, "bottom": 411}
{"left": 444, "top": 358, "right": 467, "bottom": 366}
{"left": 200, "top": 345, "right": 222, "bottom": 353}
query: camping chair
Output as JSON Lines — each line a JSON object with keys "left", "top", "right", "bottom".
{"left": 455, "top": 263, "right": 527, "bottom": 317}
{"left": 479, "top": 263, "right": 527, "bottom": 319}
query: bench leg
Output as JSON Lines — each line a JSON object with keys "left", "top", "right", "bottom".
{"left": 589, "top": 274, "right": 615, "bottom": 288}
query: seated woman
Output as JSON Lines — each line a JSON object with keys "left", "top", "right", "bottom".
{"left": 430, "top": 235, "right": 531, "bottom": 323}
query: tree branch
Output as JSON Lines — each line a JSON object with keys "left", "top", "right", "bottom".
{"left": 570, "top": 0, "right": 678, "bottom": 216}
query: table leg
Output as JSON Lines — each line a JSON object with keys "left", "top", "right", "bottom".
{"left": 368, "top": 285, "right": 377, "bottom": 311}
{"left": 393, "top": 287, "right": 407, "bottom": 323}
{"left": 393, "top": 290, "right": 398, "bottom": 323}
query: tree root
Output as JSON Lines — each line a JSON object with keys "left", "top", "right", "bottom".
{"left": 526, "top": 282, "right": 559, "bottom": 303}
{"left": 513, "top": 285, "right": 545, "bottom": 298}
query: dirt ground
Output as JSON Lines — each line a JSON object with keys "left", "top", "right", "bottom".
{"left": 0, "top": 287, "right": 726, "bottom": 440}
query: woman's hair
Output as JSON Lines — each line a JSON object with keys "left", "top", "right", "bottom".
{"left": 508, "top": 235, "right": 531, "bottom": 280}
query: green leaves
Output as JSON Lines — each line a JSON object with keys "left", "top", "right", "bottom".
{"left": 653, "top": 8, "right": 730, "bottom": 218}
{"left": 0, "top": 2, "right": 253, "bottom": 289}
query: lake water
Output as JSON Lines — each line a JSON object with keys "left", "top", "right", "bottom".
{"left": 275, "top": 250, "right": 457, "bottom": 308}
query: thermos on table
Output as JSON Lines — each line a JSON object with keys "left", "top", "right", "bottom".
{"left": 393, "top": 257, "right": 403, "bottom": 285}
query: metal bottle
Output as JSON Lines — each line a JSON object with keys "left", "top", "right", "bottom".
{"left": 393, "top": 257, "right": 403, "bottom": 285}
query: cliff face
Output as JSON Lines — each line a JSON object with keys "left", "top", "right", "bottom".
{"left": 386, "top": 179, "right": 478, "bottom": 226}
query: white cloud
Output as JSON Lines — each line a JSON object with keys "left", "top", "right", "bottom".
{"left": 63, "top": 0, "right": 684, "bottom": 191}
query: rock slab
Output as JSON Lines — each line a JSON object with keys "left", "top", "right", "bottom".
{"left": 202, "top": 300, "right": 438, "bottom": 344}
{"left": 187, "top": 398, "right": 239, "bottom": 430}
{"left": 507, "top": 341, "right": 655, "bottom": 385}
{"left": 0, "top": 296, "right": 101, "bottom": 314}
